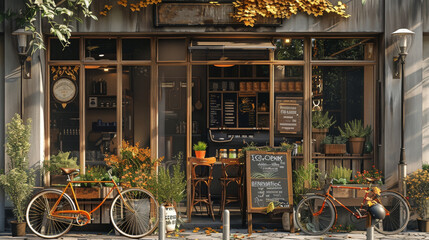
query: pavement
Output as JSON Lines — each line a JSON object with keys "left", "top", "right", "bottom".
{"left": 1, "top": 229, "right": 429, "bottom": 240}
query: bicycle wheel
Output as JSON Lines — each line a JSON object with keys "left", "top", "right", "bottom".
{"left": 26, "top": 189, "right": 76, "bottom": 239}
{"left": 374, "top": 191, "right": 410, "bottom": 234}
{"left": 295, "top": 195, "right": 336, "bottom": 235}
{"left": 111, "top": 188, "right": 159, "bottom": 238}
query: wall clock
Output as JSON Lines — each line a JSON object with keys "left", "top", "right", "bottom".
{"left": 52, "top": 77, "right": 77, "bottom": 108}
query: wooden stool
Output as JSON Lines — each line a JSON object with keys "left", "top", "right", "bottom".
{"left": 219, "top": 158, "right": 243, "bottom": 220}
{"left": 189, "top": 157, "right": 216, "bottom": 221}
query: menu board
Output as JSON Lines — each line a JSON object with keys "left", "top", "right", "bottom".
{"left": 246, "top": 151, "right": 292, "bottom": 210}
{"left": 276, "top": 98, "right": 302, "bottom": 134}
{"left": 238, "top": 94, "right": 256, "bottom": 128}
{"left": 209, "top": 93, "right": 222, "bottom": 127}
{"left": 223, "top": 93, "right": 237, "bottom": 127}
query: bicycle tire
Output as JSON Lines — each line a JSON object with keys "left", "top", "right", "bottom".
{"left": 374, "top": 191, "right": 410, "bottom": 235}
{"left": 294, "top": 195, "right": 336, "bottom": 235}
{"left": 110, "top": 188, "right": 159, "bottom": 238}
{"left": 26, "top": 189, "right": 76, "bottom": 239}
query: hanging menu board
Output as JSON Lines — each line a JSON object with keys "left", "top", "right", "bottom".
{"left": 276, "top": 98, "right": 303, "bottom": 134}
{"left": 209, "top": 93, "right": 222, "bottom": 127}
{"left": 245, "top": 151, "right": 293, "bottom": 233}
{"left": 238, "top": 94, "right": 256, "bottom": 128}
{"left": 223, "top": 93, "right": 237, "bottom": 127}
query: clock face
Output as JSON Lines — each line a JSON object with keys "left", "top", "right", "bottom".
{"left": 52, "top": 78, "right": 77, "bottom": 103}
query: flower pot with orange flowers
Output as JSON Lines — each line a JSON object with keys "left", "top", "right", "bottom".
{"left": 193, "top": 141, "right": 207, "bottom": 159}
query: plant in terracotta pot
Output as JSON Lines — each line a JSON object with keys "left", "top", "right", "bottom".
{"left": 406, "top": 166, "right": 429, "bottom": 232}
{"left": 193, "top": 141, "right": 207, "bottom": 158}
{"left": 338, "top": 119, "right": 372, "bottom": 156}
{"left": 312, "top": 110, "right": 336, "bottom": 153}
{"left": 43, "top": 151, "right": 79, "bottom": 185}
{"left": 147, "top": 152, "right": 186, "bottom": 232}
{"left": 0, "top": 114, "right": 34, "bottom": 236}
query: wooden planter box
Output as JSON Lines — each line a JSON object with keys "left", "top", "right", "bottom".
{"left": 324, "top": 144, "right": 346, "bottom": 154}
{"left": 50, "top": 186, "right": 118, "bottom": 199}
{"left": 332, "top": 184, "right": 383, "bottom": 199}
{"left": 332, "top": 186, "right": 354, "bottom": 198}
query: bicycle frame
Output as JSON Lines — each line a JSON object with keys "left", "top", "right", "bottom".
{"left": 49, "top": 179, "right": 131, "bottom": 226}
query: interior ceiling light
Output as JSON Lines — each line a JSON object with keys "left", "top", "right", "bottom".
{"left": 85, "top": 65, "right": 100, "bottom": 69}
{"left": 214, "top": 50, "right": 235, "bottom": 68}
{"left": 99, "top": 53, "right": 105, "bottom": 57}
{"left": 103, "top": 68, "right": 109, "bottom": 72}
{"left": 284, "top": 38, "right": 292, "bottom": 45}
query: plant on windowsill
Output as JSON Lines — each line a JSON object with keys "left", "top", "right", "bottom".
{"left": 312, "top": 110, "right": 336, "bottom": 153}
{"left": 193, "top": 141, "right": 207, "bottom": 159}
{"left": 406, "top": 165, "right": 429, "bottom": 231}
{"left": 338, "top": 119, "right": 372, "bottom": 156}
{"left": 43, "top": 151, "right": 79, "bottom": 185}
{"left": 322, "top": 135, "right": 347, "bottom": 155}
{"left": 0, "top": 114, "right": 34, "bottom": 236}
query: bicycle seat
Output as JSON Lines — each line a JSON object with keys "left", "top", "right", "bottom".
{"left": 60, "top": 168, "right": 79, "bottom": 175}
{"left": 365, "top": 177, "right": 380, "bottom": 183}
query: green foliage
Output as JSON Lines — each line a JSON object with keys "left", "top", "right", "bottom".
{"left": 338, "top": 119, "right": 372, "bottom": 138}
{"left": 312, "top": 111, "right": 336, "bottom": 129}
{"left": 73, "top": 165, "right": 119, "bottom": 187}
{"left": 43, "top": 151, "right": 78, "bottom": 175}
{"left": 192, "top": 141, "right": 207, "bottom": 151}
{"left": 0, "top": 114, "right": 34, "bottom": 223}
{"left": 1, "top": 0, "right": 97, "bottom": 54}
{"left": 321, "top": 135, "right": 347, "bottom": 144}
{"left": 280, "top": 142, "right": 295, "bottom": 151}
{"left": 423, "top": 164, "right": 429, "bottom": 172}
{"left": 329, "top": 166, "right": 352, "bottom": 184}
{"left": 147, "top": 152, "right": 186, "bottom": 205}
{"left": 293, "top": 163, "right": 320, "bottom": 203}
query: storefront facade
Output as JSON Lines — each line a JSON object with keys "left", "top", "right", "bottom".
{"left": 1, "top": 0, "right": 429, "bottom": 229}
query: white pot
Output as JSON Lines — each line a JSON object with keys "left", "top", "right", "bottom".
{"left": 165, "top": 205, "right": 177, "bottom": 232}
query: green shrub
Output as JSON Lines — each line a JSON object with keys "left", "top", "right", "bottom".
{"left": 192, "top": 141, "right": 207, "bottom": 151}
{"left": 312, "top": 111, "right": 336, "bottom": 129}
{"left": 322, "top": 135, "right": 347, "bottom": 144}
{"left": 338, "top": 119, "right": 372, "bottom": 138}
{"left": 43, "top": 151, "right": 79, "bottom": 175}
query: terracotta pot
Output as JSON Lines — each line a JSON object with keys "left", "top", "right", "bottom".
{"left": 312, "top": 128, "right": 328, "bottom": 153}
{"left": 195, "top": 150, "right": 206, "bottom": 159}
{"left": 11, "top": 221, "right": 26, "bottom": 237}
{"left": 349, "top": 137, "right": 365, "bottom": 155}
{"left": 418, "top": 219, "right": 429, "bottom": 232}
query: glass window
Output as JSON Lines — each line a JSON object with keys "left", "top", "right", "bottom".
{"left": 312, "top": 38, "right": 376, "bottom": 60}
{"left": 50, "top": 66, "right": 80, "bottom": 161}
{"left": 274, "top": 38, "right": 304, "bottom": 60}
{"left": 50, "top": 38, "right": 80, "bottom": 60}
{"left": 192, "top": 49, "right": 270, "bottom": 61}
{"left": 122, "top": 39, "right": 151, "bottom": 60}
{"left": 85, "top": 67, "right": 117, "bottom": 163}
{"left": 122, "top": 66, "right": 151, "bottom": 147}
{"left": 85, "top": 38, "right": 117, "bottom": 60}
{"left": 158, "top": 38, "right": 186, "bottom": 61}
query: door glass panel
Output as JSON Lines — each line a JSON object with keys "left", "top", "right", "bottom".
{"left": 85, "top": 67, "right": 117, "bottom": 164}
{"left": 312, "top": 38, "right": 376, "bottom": 60}
{"left": 122, "top": 39, "right": 151, "bottom": 60}
{"left": 122, "top": 66, "right": 151, "bottom": 147}
{"left": 158, "top": 39, "right": 186, "bottom": 61}
{"left": 50, "top": 66, "right": 80, "bottom": 161}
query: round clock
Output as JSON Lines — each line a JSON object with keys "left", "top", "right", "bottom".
{"left": 52, "top": 77, "right": 77, "bottom": 103}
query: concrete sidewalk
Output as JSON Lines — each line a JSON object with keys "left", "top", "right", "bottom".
{"left": 1, "top": 230, "right": 429, "bottom": 240}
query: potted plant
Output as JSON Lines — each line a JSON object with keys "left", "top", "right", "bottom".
{"left": 312, "top": 111, "right": 336, "bottom": 153}
{"left": 193, "top": 141, "right": 207, "bottom": 159}
{"left": 43, "top": 151, "right": 79, "bottom": 185}
{"left": 322, "top": 135, "right": 347, "bottom": 154}
{"left": 406, "top": 165, "right": 429, "bottom": 231}
{"left": 329, "top": 166, "right": 353, "bottom": 198}
{"left": 338, "top": 119, "right": 372, "bottom": 155}
{"left": 0, "top": 114, "right": 34, "bottom": 236}
{"left": 147, "top": 152, "right": 186, "bottom": 232}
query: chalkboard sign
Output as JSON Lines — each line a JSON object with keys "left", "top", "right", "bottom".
{"left": 209, "top": 93, "right": 222, "bottom": 127}
{"left": 276, "top": 98, "right": 302, "bottom": 134}
{"left": 223, "top": 93, "right": 237, "bottom": 127}
{"left": 246, "top": 151, "right": 292, "bottom": 211}
{"left": 238, "top": 94, "right": 256, "bottom": 128}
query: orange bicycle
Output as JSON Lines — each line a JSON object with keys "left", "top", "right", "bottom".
{"left": 294, "top": 178, "right": 410, "bottom": 235}
{"left": 26, "top": 168, "right": 159, "bottom": 239}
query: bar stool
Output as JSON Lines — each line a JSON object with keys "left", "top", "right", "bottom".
{"left": 189, "top": 157, "right": 216, "bottom": 221}
{"left": 219, "top": 158, "right": 243, "bottom": 220}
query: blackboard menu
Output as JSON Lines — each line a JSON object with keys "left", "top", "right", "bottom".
{"left": 209, "top": 93, "right": 222, "bottom": 127}
{"left": 238, "top": 94, "right": 256, "bottom": 128}
{"left": 276, "top": 99, "right": 302, "bottom": 134}
{"left": 223, "top": 93, "right": 237, "bottom": 127}
{"left": 246, "top": 151, "right": 293, "bottom": 212}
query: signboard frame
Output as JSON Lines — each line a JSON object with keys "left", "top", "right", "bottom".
{"left": 275, "top": 98, "right": 303, "bottom": 134}
{"left": 245, "top": 150, "right": 294, "bottom": 233}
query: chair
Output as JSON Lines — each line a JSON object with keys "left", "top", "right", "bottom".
{"left": 189, "top": 157, "right": 216, "bottom": 221}
{"left": 219, "top": 158, "right": 243, "bottom": 220}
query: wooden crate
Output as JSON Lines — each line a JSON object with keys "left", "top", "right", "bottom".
{"left": 324, "top": 144, "right": 346, "bottom": 154}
